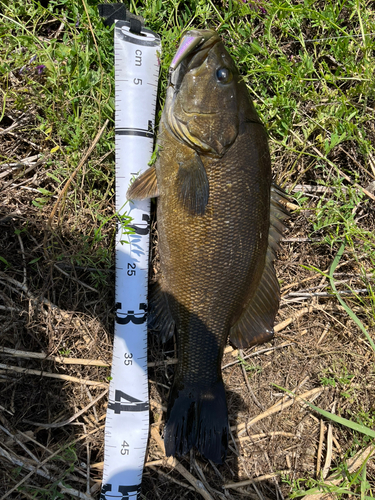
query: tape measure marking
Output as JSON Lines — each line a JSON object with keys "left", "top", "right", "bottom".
{"left": 101, "top": 20, "right": 161, "bottom": 500}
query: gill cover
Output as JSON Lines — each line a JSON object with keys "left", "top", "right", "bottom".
{"left": 166, "top": 30, "right": 240, "bottom": 156}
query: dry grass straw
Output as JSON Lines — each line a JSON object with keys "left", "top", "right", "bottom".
{"left": 0, "top": 363, "right": 108, "bottom": 387}
{"left": 1, "top": 147, "right": 374, "bottom": 498}
{"left": 289, "top": 128, "right": 375, "bottom": 203}
{"left": 302, "top": 445, "right": 375, "bottom": 500}
{"left": 224, "top": 471, "right": 291, "bottom": 490}
{"left": 150, "top": 427, "right": 215, "bottom": 500}
{"left": 0, "top": 424, "right": 105, "bottom": 500}
{"left": 1, "top": 1, "right": 375, "bottom": 498}
{"left": 233, "top": 386, "right": 329, "bottom": 436}
{"left": 0, "top": 347, "right": 110, "bottom": 367}
{"left": 46, "top": 119, "right": 109, "bottom": 233}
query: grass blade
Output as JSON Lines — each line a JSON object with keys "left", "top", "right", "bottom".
{"left": 329, "top": 241, "right": 375, "bottom": 353}
{"left": 273, "top": 384, "right": 375, "bottom": 439}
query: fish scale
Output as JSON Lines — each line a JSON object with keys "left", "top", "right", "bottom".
{"left": 155, "top": 122, "right": 271, "bottom": 462}
{"left": 127, "top": 29, "right": 289, "bottom": 463}
{"left": 161, "top": 128, "right": 270, "bottom": 350}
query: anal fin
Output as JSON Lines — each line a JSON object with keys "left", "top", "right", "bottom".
{"left": 229, "top": 183, "right": 290, "bottom": 349}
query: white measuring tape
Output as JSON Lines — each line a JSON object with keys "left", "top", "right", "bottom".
{"left": 101, "top": 20, "right": 161, "bottom": 500}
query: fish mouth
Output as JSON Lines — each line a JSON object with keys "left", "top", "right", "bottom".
{"left": 169, "top": 30, "right": 220, "bottom": 72}
{"left": 180, "top": 110, "right": 216, "bottom": 117}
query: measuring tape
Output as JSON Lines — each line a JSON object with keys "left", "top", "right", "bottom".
{"left": 101, "top": 20, "right": 161, "bottom": 500}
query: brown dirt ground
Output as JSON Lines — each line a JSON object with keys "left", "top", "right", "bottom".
{"left": 1, "top": 65, "right": 375, "bottom": 500}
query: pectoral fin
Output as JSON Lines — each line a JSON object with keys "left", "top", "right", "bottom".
{"left": 127, "top": 166, "right": 159, "bottom": 200}
{"left": 229, "top": 184, "right": 290, "bottom": 348}
{"left": 176, "top": 153, "right": 209, "bottom": 215}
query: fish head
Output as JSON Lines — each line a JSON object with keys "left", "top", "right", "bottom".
{"left": 165, "top": 30, "right": 253, "bottom": 156}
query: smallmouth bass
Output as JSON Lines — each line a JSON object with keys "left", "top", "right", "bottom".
{"left": 127, "top": 29, "right": 288, "bottom": 464}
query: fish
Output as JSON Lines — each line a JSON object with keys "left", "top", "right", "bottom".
{"left": 127, "top": 29, "right": 289, "bottom": 464}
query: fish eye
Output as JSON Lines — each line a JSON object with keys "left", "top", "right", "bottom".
{"left": 216, "top": 67, "right": 232, "bottom": 83}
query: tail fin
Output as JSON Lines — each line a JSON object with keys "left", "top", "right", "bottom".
{"left": 164, "top": 379, "right": 228, "bottom": 463}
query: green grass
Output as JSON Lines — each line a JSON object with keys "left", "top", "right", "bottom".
{"left": 1, "top": 0, "right": 375, "bottom": 498}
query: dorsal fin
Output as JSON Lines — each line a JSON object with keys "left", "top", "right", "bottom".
{"left": 229, "top": 184, "right": 290, "bottom": 348}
